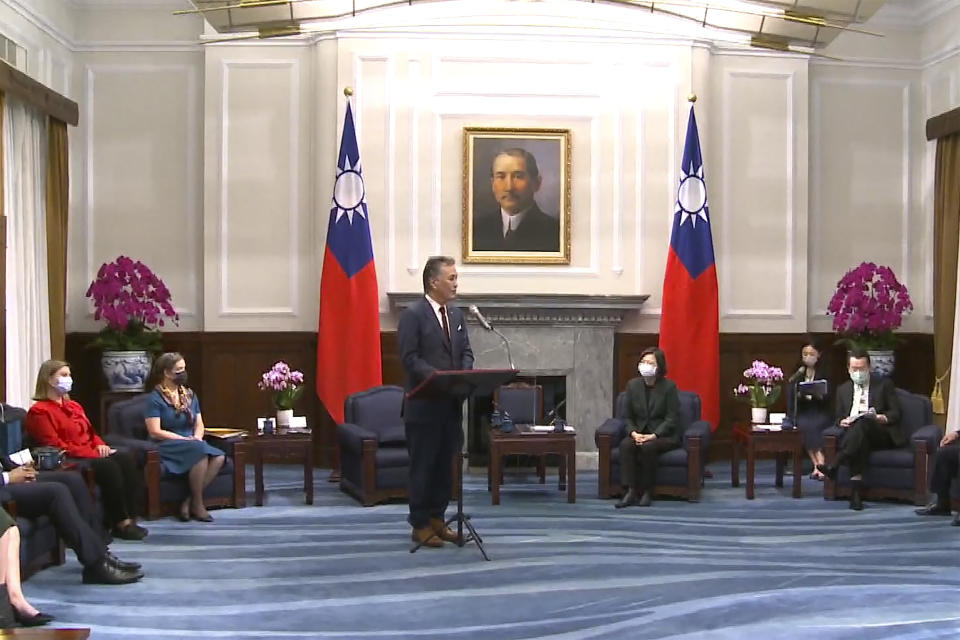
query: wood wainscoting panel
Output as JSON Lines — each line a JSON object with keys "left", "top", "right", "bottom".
{"left": 67, "top": 330, "right": 932, "bottom": 467}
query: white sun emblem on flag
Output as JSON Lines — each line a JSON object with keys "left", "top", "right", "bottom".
{"left": 676, "top": 163, "right": 708, "bottom": 228}
{"left": 333, "top": 158, "right": 366, "bottom": 223}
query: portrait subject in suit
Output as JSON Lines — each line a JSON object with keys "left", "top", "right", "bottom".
{"left": 462, "top": 128, "right": 570, "bottom": 264}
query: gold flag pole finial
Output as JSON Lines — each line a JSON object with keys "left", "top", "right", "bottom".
{"left": 344, "top": 87, "right": 354, "bottom": 98}
{"left": 687, "top": 93, "right": 697, "bottom": 103}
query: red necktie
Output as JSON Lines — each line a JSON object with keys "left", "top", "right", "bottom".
{"left": 439, "top": 306, "right": 450, "bottom": 343}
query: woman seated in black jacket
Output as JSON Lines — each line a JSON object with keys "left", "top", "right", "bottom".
{"left": 615, "top": 347, "right": 681, "bottom": 509}
{"left": 787, "top": 338, "right": 834, "bottom": 480}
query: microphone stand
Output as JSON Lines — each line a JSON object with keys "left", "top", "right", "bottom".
{"left": 491, "top": 326, "right": 516, "bottom": 370}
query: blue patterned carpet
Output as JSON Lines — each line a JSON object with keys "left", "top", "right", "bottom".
{"left": 20, "top": 462, "right": 960, "bottom": 639}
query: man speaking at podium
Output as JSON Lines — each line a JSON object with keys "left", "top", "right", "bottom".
{"left": 397, "top": 256, "right": 474, "bottom": 548}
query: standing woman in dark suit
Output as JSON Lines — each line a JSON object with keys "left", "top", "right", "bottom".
{"left": 26, "top": 360, "right": 147, "bottom": 541}
{"left": 397, "top": 256, "right": 474, "bottom": 548}
{"left": 615, "top": 347, "right": 681, "bottom": 509}
{"left": 787, "top": 339, "right": 833, "bottom": 480}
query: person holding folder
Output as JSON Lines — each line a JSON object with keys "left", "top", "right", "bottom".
{"left": 397, "top": 256, "right": 474, "bottom": 548}
{"left": 817, "top": 349, "right": 901, "bottom": 510}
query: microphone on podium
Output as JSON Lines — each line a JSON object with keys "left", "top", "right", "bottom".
{"left": 468, "top": 305, "right": 493, "bottom": 331}
{"left": 468, "top": 305, "right": 516, "bottom": 370}
{"left": 787, "top": 366, "right": 806, "bottom": 384}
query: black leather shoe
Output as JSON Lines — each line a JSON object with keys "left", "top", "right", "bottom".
{"left": 105, "top": 551, "right": 141, "bottom": 572}
{"left": 82, "top": 560, "right": 142, "bottom": 585}
{"left": 615, "top": 488, "right": 639, "bottom": 509}
{"left": 816, "top": 463, "right": 838, "bottom": 481}
{"left": 13, "top": 610, "right": 53, "bottom": 627}
{"left": 849, "top": 484, "right": 864, "bottom": 511}
{"left": 952, "top": 513, "right": 960, "bottom": 527}
{"left": 637, "top": 491, "right": 652, "bottom": 507}
{"left": 113, "top": 524, "right": 147, "bottom": 541}
{"left": 915, "top": 502, "right": 951, "bottom": 517}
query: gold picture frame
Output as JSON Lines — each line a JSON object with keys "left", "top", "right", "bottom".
{"left": 462, "top": 127, "right": 571, "bottom": 264}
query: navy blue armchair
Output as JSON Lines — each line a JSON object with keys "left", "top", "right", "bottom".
{"left": 337, "top": 386, "right": 410, "bottom": 506}
{"left": 105, "top": 394, "right": 247, "bottom": 519}
{"left": 823, "top": 388, "right": 939, "bottom": 506}
{"left": 490, "top": 384, "right": 547, "bottom": 485}
{"left": 596, "top": 390, "right": 711, "bottom": 501}
{"left": 0, "top": 410, "right": 63, "bottom": 579}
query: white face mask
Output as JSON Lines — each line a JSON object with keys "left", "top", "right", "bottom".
{"left": 638, "top": 363, "right": 657, "bottom": 378}
{"left": 54, "top": 375, "right": 73, "bottom": 394}
{"left": 849, "top": 370, "right": 868, "bottom": 386}
{"left": 802, "top": 355, "right": 818, "bottom": 368}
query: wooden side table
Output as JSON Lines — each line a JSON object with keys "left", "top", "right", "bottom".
{"left": 488, "top": 428, "right": 576, "bottom": 505}
{"left": 732, "top": 424, "right": 803, "bottom": 499}
{"left": 252, "top": 432, "right": 314, "bottom": 506}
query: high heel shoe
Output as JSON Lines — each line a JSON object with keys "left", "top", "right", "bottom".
{"left": 13, "top": 610, "right": 53, "bottom": 627}
{"left": 191, "top": 510, "right": 213, "bottom": 523}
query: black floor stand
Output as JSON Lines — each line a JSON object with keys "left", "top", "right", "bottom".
{"left": 410, "top": 452, "right": 489, "bottom": 560}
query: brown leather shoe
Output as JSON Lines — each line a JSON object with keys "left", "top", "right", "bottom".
{"left": 411, "top": 527, "right": 443, "bottom": 547}
{"left": 430, "top": 518, "right": 459, "bottom": 543}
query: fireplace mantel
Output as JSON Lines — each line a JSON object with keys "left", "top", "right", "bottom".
{"left": 386, "top": 293, "right": 648, "bottom": 327}
{"left": 386, "top": 292, "right": 649, "bottom": 467}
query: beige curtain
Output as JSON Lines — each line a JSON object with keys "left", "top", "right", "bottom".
{"left": 934, "top": 134, "right": 960, "bottom": 423}
{"left": 45, "top": 117, "right": 68, "bottom": 360}
{"left": 0, "top": 91, "right": 5, "bottom": 403}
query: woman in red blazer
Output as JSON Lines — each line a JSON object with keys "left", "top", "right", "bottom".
{"left": 25, "top": 359, "right": 147, "bottom": 541}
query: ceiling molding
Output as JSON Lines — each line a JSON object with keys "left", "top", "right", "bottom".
{"left": 866, "top": 0, "right": 960, "bottom": 28}
{"left": 66, "top": 0, "right": 191, "bottom": 8}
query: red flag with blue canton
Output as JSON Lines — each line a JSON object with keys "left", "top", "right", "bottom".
{"left": 659, "top": 105, "right": 720, "bottom": 430}
{"left": 317, "top": 102, "right": 382, "bottom": 431}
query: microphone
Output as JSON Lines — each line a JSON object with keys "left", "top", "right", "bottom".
{"left": 468, "top": 305, "right": 493, "bottom": 331}
{"left": 787, "top": 366, "right": 806, "bottom": 384}
{"left": 468, "top": 305, "right": 516, "bottom": 370}
{"left": 544, "top": 399, "right": 567, "bottom": 425}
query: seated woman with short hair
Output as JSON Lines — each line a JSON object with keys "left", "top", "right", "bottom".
{"left": 615, "top": 347, "right": 681, "bottom": 509}
{"left": 144, "top": 352, "right": 225, "bottom": 523}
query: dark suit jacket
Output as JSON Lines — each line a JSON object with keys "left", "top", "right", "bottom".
{"left": 472, "top": 203, "right": 560, "bottom": 252}
{"left": 835, "top": 376, "right": 903, "bottom": 446}
{"left": 397, "top": 297, "right": 474, "bottom": 424}
{"left": 624, "top": 377, "right": 681, "bottom": 440}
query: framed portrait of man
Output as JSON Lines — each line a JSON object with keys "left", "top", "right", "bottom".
{"left": 462, "top": 127, "right": 571, "bottom": 264}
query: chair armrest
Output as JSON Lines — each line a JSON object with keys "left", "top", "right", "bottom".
{"left": 338, "top": 422, "right": 378, "bottom": 456}
{"left": 594, "top": 418, "right": 626, "bottom": 448}
{"left": 103, "top": 435, "right": 157, "bottom": 467}
{"left": 203, "top": 435, "right": 242, "bottom": 457}
{"left": 822, "top": 426, "right": 843, "bottom": 440}
{"left": 911, "top": 425, "right": 942, "bottom": 453}
{"left": 143, "top": 449, "right": 161, "bottom": 520}
{"left": 683, "top": 420, "right": 711, "bottom": 449}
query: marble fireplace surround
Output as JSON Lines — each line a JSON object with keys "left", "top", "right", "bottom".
{"left": 387, "top": 293, "right": 649, "bottom": 470}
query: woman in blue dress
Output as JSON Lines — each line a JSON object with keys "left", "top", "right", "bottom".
{"left": 144, "top": 352, "right": 225, "bottom": 522}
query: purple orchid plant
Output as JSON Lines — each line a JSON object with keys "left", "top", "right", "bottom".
{"left": 826, "top": 262, "right": 913, "bottom": 351}
{"left": 258, "top": 361, "right": 306, "bottom": 410}
{"left": 85, "top": 256, "right": 178, "bottom": 352}
{"left": 733, "top": 360, "right": 784, "bottom": 408}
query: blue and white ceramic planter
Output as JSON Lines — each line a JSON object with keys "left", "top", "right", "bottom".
{"left": 101, "top": 350, "right": 151, "bottom": 391}
{"left": 867, "top": 349, "right": 895, "bottom": 378}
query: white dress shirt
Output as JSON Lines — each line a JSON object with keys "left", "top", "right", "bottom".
{"left": 424, "top": 294, "right": 446, "bottom": 334}
{"left": 501, "top": 208, "right": 528, "bottom": 237}
{"left": 850, "top": 380, "right": 870, "bottom": 417}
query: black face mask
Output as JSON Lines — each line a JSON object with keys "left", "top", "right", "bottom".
{"left": 172, "top": 371, "right": 188, "bottom": 386}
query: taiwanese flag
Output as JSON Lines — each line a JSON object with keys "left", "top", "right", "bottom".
{"left": 317, "top": 102, "right": 382, "bottom": 447}
{"left": 659, "top": 105, "right": 720, "bottom": 429}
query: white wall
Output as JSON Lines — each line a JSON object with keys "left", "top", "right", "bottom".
{"left": 3, "top": 0, "right": 957, "bottom": 336}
